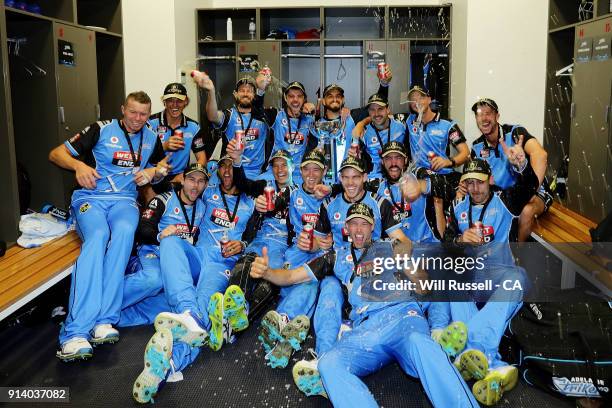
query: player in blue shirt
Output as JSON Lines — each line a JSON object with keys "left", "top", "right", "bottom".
{"left": 470, "top": 98, "right": 551, "bottom": 242}
{"left": 431, "top": 145, "right": 539, "bottom": 405}
{"left": 194, "top": 73, "right": 270, "bottom": 179}
{"left": 146, "top": 83, "right": 207, "bottom": 198}
{"left": 249, "top": 203, "right": 479, "bottom": 408}
{"left": 118, "top": 164, "right": 208, "bottom": 327}
{"left": 49, "top": 91, "right": 168, "bottom": 361}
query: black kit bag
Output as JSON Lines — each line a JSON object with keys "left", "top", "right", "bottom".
{"left": 506, "top": 298, "right": 612, "bottom": 402}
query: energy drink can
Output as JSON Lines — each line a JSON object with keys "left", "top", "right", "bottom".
{"left": 264, "top": 185, "right": 275, "bottom": 211}
{"left": 303, "top": 224, "right": 314, "bottom": 250}
{"left": 377, "top": 62, "right": 389, "bottom": 80}
{"left": 235, "top": 129, "right": 245, "bottom": 150}
{"left": 260, "top": 65, "right": 272, "bottom": 78}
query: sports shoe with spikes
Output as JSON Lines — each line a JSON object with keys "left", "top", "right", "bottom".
{"left": 132, "top": 328, "right": 173, "bottom": 404}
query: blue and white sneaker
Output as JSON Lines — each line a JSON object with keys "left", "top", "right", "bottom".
{"left": 56, "top": 337, "right": 93, "bottom": 361}
{"left": 90, "top": 324, "right": 120, "bottom": 345}
{"left": 292, "top": 353, "right": 328, "bottom": 398}
{"left": 133, "top": 328, "right": 173, "bottom": 404}
{"left": 154, "top": 311, "right": 208, "bottom": 347}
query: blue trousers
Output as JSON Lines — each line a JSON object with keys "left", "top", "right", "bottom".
{"left": 59, "top": 197, "right": 138, "bottom": 344}
{"left": 247, "top": 237, "right": 287, "bottom": 269}
{"left": 275, "top": 246, "right": 322, "bottom": 319}
{"left": 313, "top": 276, "right": 343, "bottom": 355}
{"left": 318, "top": 303, "right": 479, "bottom": 408}
{"left": 121, "top": 247, "right": 163, "bottom": 309}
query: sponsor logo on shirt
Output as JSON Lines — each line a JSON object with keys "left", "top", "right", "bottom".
{"left": 173, "top": 207, "right": 180, "bottom": 215}
{"left": 430, "top": 129, "right": 443, "bottom": 136}
{"left": 79, "top": 202, "right": 91, "bottom": 213}
{"left": 302, "top": 213, "right": 319, "bottom": 225}
{"left": 175, "top": 223, "right": 198, "bottom": 239}
{"left": 143, "top": 209, "right": 155, "bottom": 219}
{"left": 112, "top": 151, "right": 140, "bottom": 167}
{"left": 334, "top": 212, "right": 342, "bottom": 221}
{"left": 449, "top": 130, "right": 460, "bottom": 143}
{"left": 296, "top": 197, "right": 304, "bottom": 206}
{"left": 480, "top": 148, "right": 490, "bottom": 158}
{"left": 211, "top": 208, "right": 238, "bottom": 228}
{"left": 110, "top": 136, "right": 119, "bottom": 144}
{"left": 284, "top": 131, "right": 305, "bottom": 145}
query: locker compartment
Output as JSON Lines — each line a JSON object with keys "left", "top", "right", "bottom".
{"left": 76, "top": 0, "right": 122, "bottom": 34}
{"left": 198, "top": 42, "right": 237, "bottom": 115}
{"left": 549, "top": 0, "right": 593, "bottom": 30}
{"left": 389, "top": 6, "right": 450, "bottom": 39}
{"left": 324, "top": 41, "right": 363, "bottom": 109}
{"left": 281, "top": 41, "right": 321, "bottom": 104}
{"left": 261, "top": 8, "right": 320, "bottom": 40}
{"left": 409, "top": 40, "right": 450, "bottom": 118}
{"left": 95, "top": 33, "right": 125, "bottom": 120}
{"left": 198, "top": 9, "right": 256, "bottom": 41}
{"left": 5, "top": 0, "right": 74, "bottom": 22}
{"left": 324, "top": 7, "right": 384, "bottom": 40}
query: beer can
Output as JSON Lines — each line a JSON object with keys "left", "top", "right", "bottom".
{"left": 220, "top": 234, "right": 230, "bottom": 257}
{"left": 303, "top": 223, "right": 314, "bottom": 250}
{"left": 427, "top": 151, "right": 437, "bottom": 160}
{"left": 260, "top": 66, "right": 272, "bottom": 77}
{"left": 377, "top": 62, "right": 388, "bottom": 80}
{"left": 473, "top": 221, "right": 484, "bottom": 243}
{"left": 351, "top": 137, "right": 361, "bottom": 157}
{"left": 174, "top": 129, "right": 183, "bottom": 139}
{"left": 235, "top": 129, "right": 245, "bottom": 150}
{"left": 264, "top": 185, "right": 275, "bottom": 211}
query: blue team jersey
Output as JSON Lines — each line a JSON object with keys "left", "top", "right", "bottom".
{"left": 316, "top": 191, "right": 401, "bottom": 248}
{"left": 216, "top": 107, "right": 269, "bottom": 179}
{"left": 197, "top": 185, "right": 255, "bottom": 260}
{"left": 405, "top": 113, "right": 465, "bottom": 175}
{"left": 360, "top": 119, "right": 406, "bottom": 179}
{"left": 471, "top": 124, "right": 534, "bottom": 190}
{"left": 149, "top": 112, "right": 205, "bottom": 175}
{"left": 375, "top": 179, "right": 438, "bottom": 243}
{"left": 453, "top": 193, "right": 515, "bottom": 243}
{"left": 64, "top": 119, "right": 163, "bottom": 200}
{"left": 272, "top": 110, "right": 315, "bottom": 173}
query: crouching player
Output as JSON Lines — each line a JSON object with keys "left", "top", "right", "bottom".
{"left": 250, "top": 203, "right": 479, "bottom": 408}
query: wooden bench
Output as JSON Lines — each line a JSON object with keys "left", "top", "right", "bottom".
{"left": 0, "top": 231, "right": 81, "bottom": 321}
{"left": 531, "top": 202, "right": 612, "bottom": 297}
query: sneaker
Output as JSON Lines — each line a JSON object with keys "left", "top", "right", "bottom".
{"left": 265, "top": 315, "right": 310, "bottom": 369}
{"left": 258, "top": 310, "right": 288, "bottom": 353}
{"left": 154, "top": 311, "right": 208, "bottom": 347}
{"left": 292, "top": 355, "right": 328, "bottom": 398}
{"left": 90, "top": 324, "right": 120, "bottom": 345}
{"left": 208, "top": 292, "right": 225, "bottom": 351}
{"left": 133, "top": 328, "right": 173, "bottom": 404}
{"left": 223, "top": 285, "right": 249, "bottom": 332}
{"left": 455, "top": 349, "right": 489, "bottom": 381}
{"left": 436, "top": 321, "right": 467, "bottom": 358}
{"left": 472, "top": 365, "right": 518, "bottom": 406}
{"left": 56, "top": 337, "right": 93, "bottom": 361}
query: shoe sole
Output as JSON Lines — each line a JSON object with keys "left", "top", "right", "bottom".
{"left": 292, "top": 361, "right": 328, "bottom": 398}
{"left": 459, "top": 349, "right": 489, "bottom": 380}
{"left": 154, "top": 312, "right": 206, "bottom": 347}
{"left": 266, "top": 341, "right": 293, "bottom": 369}
{"left": 281, "top": 315, "right": 310, "bottom": 351}
{"left": 133, "top": 328, "right": 173, "bottom": 404}
{"left": 90, "top": 334, "right": 120, "bottom": 346}
{"left": 56, "top": 347, "right": 93, "bottom": 362}
{"left": 257, "top": 329, "right": 276, "bottom": 354}
{"left": 473, "top": 372, "right": 503, "bottom": 406}
{"left": 438, "top": 321, "right": 467, "bottom": 358}
{"left": 224, "top": 285, "right": 249, "bottom": 332}
{"left": 261, "top": 311, "right": 284, "bottom": 343}
{"left": 208, "top": 293, "right": 224, "bottom": 351}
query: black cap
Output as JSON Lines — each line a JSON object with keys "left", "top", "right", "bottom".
{"left": 183, "top": 163, "right": 210, "bottom": 179}
{"left": 381, "top": 141, "right": 407, "bottom": 158}
{"left": 270, "top": 149, "right": 292, "bottom": 163}
{"left": 367, "top": 93, "right": 388, "bottom": 108}
{"left": 162, "top": 83, "right": 187, "bottom": 101}
{"left": 284, "top": 81, "right": 306, "bottom": 96}
{"left": 346, "top": 202, "right": 374, "bottom": 225}
{"left": 323, "top": 83, "right": 344, "bottom": 97}
{"left": 407, "top": 85, "right": 429, "bottom": 97}
{"left": 460, "top": 159, "right": 492, "bottom": 182}
{"left": 471, "top": 98, "right": 499, "bottom": 113}
{"left": 235, "top": 77, "right": 257, "bottom": 92}
{"left": 300, "top": 149, "right": 326, "bottom": 169}
{"left": 339, "top": 156, "right": 366, "bottom": 173}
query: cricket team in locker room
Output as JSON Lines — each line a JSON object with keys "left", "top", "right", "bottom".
{"left": 47, "top": 59, "right": 552, "bottom": 407}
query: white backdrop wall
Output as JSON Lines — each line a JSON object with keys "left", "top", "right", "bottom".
{"left": 122, "top": 0, "right": 547, "bottom": 144}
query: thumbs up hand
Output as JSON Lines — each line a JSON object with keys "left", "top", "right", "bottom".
{"left": 250, "top": 247, "right": 270, "bottom": 279}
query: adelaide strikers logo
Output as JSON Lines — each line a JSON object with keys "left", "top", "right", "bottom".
{"left": 110, "top": 136, "right": 119, "bottom": 144}
{"left": 79, "top": 202, "right": 91, "bottom": 213}
{"left": 296, "top": 197, "right": 304, "bottom": 206}
{"left": 334, "top": 212, "right": 342, "bottom": 221}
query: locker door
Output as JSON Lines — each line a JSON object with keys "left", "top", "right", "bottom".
{"left": 364, "top": 41, "right": 386, "bottom": 105}
{"left": 54, "top": 23, "right": 99, "bottom": 203}
{"left": 606, "top": 79, "right": 612, "bottom": 217}
{"left": 385, "top": 41, "right": 410, "bottom": 115}
{"left": 237, "top": 41, "right": 280, "bottom": 108}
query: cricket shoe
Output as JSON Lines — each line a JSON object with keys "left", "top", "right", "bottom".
{"left": 436, "top": 321, "right": 467, "bottom": 358}
{"left": 292, "top": 351, "right": 328, "bottom": 398}
{"left": 90, "top": 324, "right": 120, "bottom": 346}
{"left": 56, "top": 337, "right": 93, "bottom": 362}
{"left": 154, "top": 310, "right": 208, "bottom": 347}
{"left": 223, "top": 285, "right": 249, "bottom": 332}
{"left": 266, "top": 314, "right": 310, "bottom": 369}
{"left": 472, "top": 365, "right": 519, "bottom": 406}
{"left": 132, "top": 328, "right": 173, "bottom": 403}
{"left": 258, "top": 310, "right": 289, "bottom": 353}
{"left": 454, "top": 349, "right": 489, "bottom": 381}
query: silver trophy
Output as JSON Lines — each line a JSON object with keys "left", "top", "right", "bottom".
{"left": 310, "top": 119, "right": 346, "bottom": 183}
